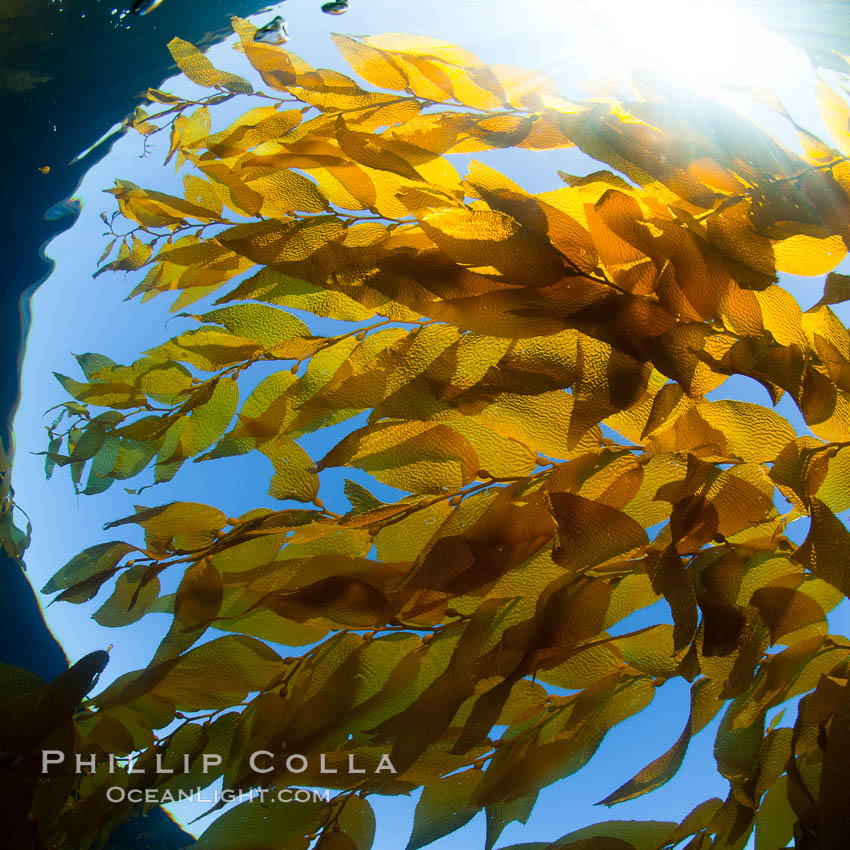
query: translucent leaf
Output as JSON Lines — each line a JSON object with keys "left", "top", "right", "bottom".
{"left": 816, "top": 79, "right": 850, "bottom": 156}
{"left": 193, "top": 792, "right": 326, "bottom": 849}
{"left": 197, "top": 304, "right": 310, "bottom": 348}
{"left": 93, "top": 564, "right": 160, "bottom": 627}
{"left": 546, "top": 491, "right": 648, "bottom": 570}
{"left": 319, "top": 420, "right": 479, "bottom": 494}
{"left": 259, "top": 433, "right": 319, "bottom": 502}
{"left": 167, "top": 37, "right": 253, "bottom": 93}
{"left": 406, "top": 769, "right": 481, "bottom": 850}
{"left": 598, "top": 678, "right": 723, "bottom": 805}
{"left": 818, "top": 679, "right": 850, "bottom": 847}
{"left": 0, "top": 651, "right": 109, "bottom": 754}
{"left": 105, "top": 502, "right": 227, "bottom": 553}
{"left": 793, "top": 498, "right": 850, "bottom": 597}
{"left": 336, "top": 794, "right": 376, "bottom": 850}
{"left": 97, "top": 635, "right": 284, "bottom": 713}
{"left": 243, "top": 167, "right": 329, "bottom": 216}
{"left": 42, "top": 541, "right": 134, "bottom": 595}
{"left": 754, "top": 775, "right": 795, "bottom": 850}
{"left": 547, "top": 820, "right": 677, "bottom": 850}
{"left": 332, "top": 34, "right": 409, "bottom": 91}
{"left": 152, "top": 558, "right": 223, "bottom": 663}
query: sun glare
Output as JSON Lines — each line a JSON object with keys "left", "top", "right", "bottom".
{"left": 573, "top": 0, "right": 806, "bottom": 95}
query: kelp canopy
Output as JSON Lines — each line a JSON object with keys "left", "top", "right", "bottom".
{"left": 20, "top": 15, "right": 850, "bottom": 850}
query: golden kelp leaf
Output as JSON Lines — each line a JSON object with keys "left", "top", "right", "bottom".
{"left": 317, "top": 834, "right": 359, "bottom": 850}
{"left": 220, "top": 267, "right": 374, "bottom": 321}
{"left": 421, "top": 207, "right": 566, "bottom": 287}
{"left": 0, "top": 650, "right": 109, "bottom": 754}
{"left": 231, "top": 16, "right": 310, "bottom": 90}
{"left": 167, "top": 107, "right": 213, "bottom": 169}
{"left": 109, "top": 183, "right": 222, "bottom": 226}
{"left": 153, "top": 329, "right": 262, "bottom": 371}
{"left": 816, "top": 79, "right": 850, "bottom": 156}
{"left": 318, "top": 420, "right": 479, "bottom": 494}
{"left": 196, "top": 304, "right": 309, "bottom": 348}
{"left": 259, "top": 433, "right": 318, "bottom": 502}
{"left": 696, "top": 400, "right": 796, "bottom": 462}
{"left": 344, "top": 98, "right": 424, "bottom": 134}
{"left": 204, "top": 106, "right": 302, "bottom": 157}
{"left": 242, "top": 167, "right": 329, "bottom": 216}
{"left": 332, "top": 34, "right": 409, "bottom": 91}
{"left": 167, "top": 38, "right": 253, "bottom": 93}
{"left": 439, "top": 414, "right": 537, "bottom": 479}
{"left": 815, "top": 445, "right": 850, "bottom": 514}
{"left": 152, "top": 239, "right": 232, "bottom": 270}
{"left": 749, "top": 585, "right": 826, "bottom": 645}
{"left": 755, "top": 775, "right": 796, "bottom": 850}
{"left": 53, "top": 372, "right": 146, "bottom": 410}
{"left": 183, "top": 175, "right": 224, "bottom": 216}
{"left": 425, "top": 207, "right": 518, "bottom": 241}
{"left": 354, "top": 34, "right": 505, "bottom": 110}
{"left": 195, "top": 160, "right": 264, "bottom": 216}
{"left": 95, "top": 235, "right": 153, "bottom": 277}
{"left": 819, "top": 680, "right": 850, "bottom": 849}
{"left": 334, "top": 118, "right": 424, "bottom": 182}
{"left": 474, "top": 672, "right": 656, "bottom": 805}
{"left": 336, "top": 796, "right": 376, "bottom": 850}
{"left": 772, "top": 231, "right": 846, "bottom": 276}
{"left": 96, "top": 635, "right": 285, "bottom": 714}
{"left": 361, "top": 33, "right": 482, "bottom": 66}
{"left": 291, "top": 68, "right": 403, "bottom": 112}
{"left": 616, "top": 624, "right": 678, "bottom": 677}
{"left": 540, "top": 820, "right": 676, "bottom": 850}
{"left": 44, "top": 25, "right": 850, "bottom": 850}
{"left": 775, "top": 425, "right": 825, "bottom": 505}
{"left": 647, "top": 548, "right": 698, "bottom": 653}
{"left": 217, "top": 217, "right": 345, "bottom": 266}
{"left": 257, "top": 573, "right": 391, "bottom": 629}
{"left": 180, "top": 378, "right": 240, "bottom": 458}
{"left": 105, "top": 502, "right": 226, "bottom": 553}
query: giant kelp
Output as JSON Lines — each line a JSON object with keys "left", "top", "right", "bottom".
{"left": 21, "top": 17, "right": 850, "bottom": 849}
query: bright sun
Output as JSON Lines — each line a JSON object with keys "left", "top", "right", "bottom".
{"left": 572, "top": 0, "right": 807, "bottom": 95}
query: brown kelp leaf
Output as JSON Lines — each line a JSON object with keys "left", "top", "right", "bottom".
{"left": 153, "top": 558, "right": 223, "bottom": 663}
{"left": 819, "top": 679, "right": 850, "bottom": 849}
{"left": 598, "top": 678, "right": 723, "bottom": 805}
{"left": 0, "top": 651, "right": 109, "bottom": 753}
{"left": 42, "top": 542, "right": 135, "bottom": 596}
{"left": 545, "top": 491, "right": 648, "bottom": 570}
{"left": 749, "top": 586, "right": 826, "bottom": 645}
{"left": 645, "top": 548, "right": 698, "bottom": 653}
{"left": 792, "top": 498, "right": 850, "bottom": 597}
{"left": 809, "top": 272, "right": 850, "bottom": 310}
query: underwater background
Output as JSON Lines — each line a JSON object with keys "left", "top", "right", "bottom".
{"left": 5, "top": 2, "right": 850, "bottom": 848}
